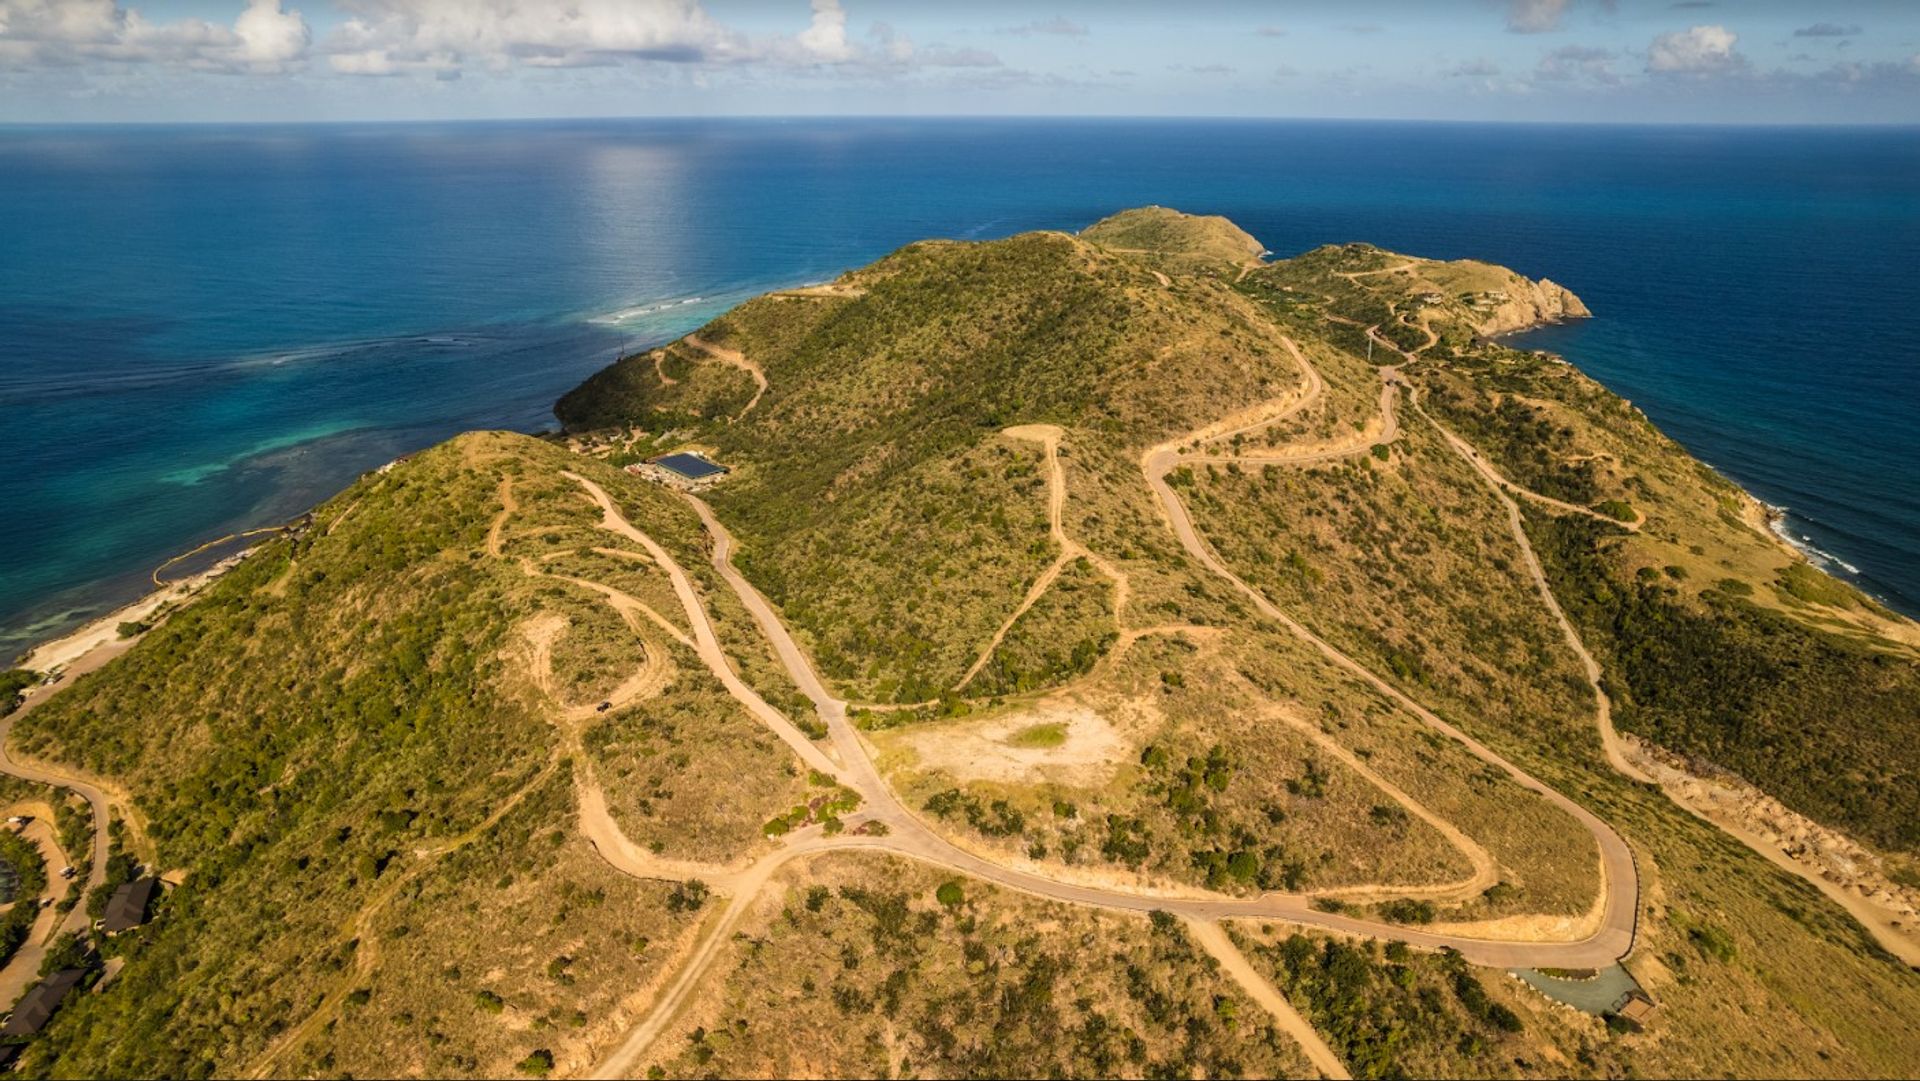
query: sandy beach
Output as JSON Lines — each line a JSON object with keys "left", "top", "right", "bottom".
{"left": 14, "top": 552, "right": 250, "bottom": 682}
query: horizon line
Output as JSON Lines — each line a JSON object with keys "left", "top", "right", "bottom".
{"left": 4, "top": 113, "right": 1918, "bottom": 131}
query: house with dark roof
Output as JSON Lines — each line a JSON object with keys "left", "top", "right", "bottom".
{"left": 101, "top": 877, "right": 158, "bottom": 935}
{"left": 1, "top": 968, "right": 86, "bottom": 1036}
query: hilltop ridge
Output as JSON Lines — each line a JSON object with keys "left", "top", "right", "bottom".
{"left": 1080, "top": 205, "right": 1268, "bottom": 269}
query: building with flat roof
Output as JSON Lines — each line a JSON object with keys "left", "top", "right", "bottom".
{"left": 651, "top": 452, "right": 727, "bottom": 481}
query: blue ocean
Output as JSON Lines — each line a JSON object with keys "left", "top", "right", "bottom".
{"left": 3, "top": 119, "right": 1917, "bottom": 653}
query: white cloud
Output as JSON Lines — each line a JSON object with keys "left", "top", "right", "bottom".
{"left": 326, "top": 47, "right": 396, "bottom": 75}
{"left": 1647, "top": 23, "right": 1741, "bottom": 73}
{"left": 234, "top": 0, "right": 308, "bottom": 69}
{"left": 829, "top": 21, "right": 1002, "bottom": 74}
{"left": 0, "top": 0, "right": 309, "bottom": 72}
{"left": 795, "top": 0, "right": 851, "bottom": 63}
{"left": 0, "top": 0, "right": 121, "bottom": 46}
{"left": 325, "top": 0, "right": 735, "bottom": 75}
{"left": 317, "top": 0, "right": 995, "bottom": 77}
{"left": 1507, "top": 0, "right": 1570, "bottom": 34}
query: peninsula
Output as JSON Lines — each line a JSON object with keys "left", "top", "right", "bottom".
{"left": 3, "top": 208, "right": 1918, "bottom": 1079}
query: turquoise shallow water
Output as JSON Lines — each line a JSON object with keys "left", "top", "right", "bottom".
{"left": 2, "top": 118, "right": 1916, "bottom": 653}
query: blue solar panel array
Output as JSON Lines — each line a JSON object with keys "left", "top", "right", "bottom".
{"left": 652, "top": 452, "right": 726, "bottom": 480}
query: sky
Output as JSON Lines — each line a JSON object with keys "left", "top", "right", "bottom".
{"left": 1, "top": 0, "right": 1917, "bottom": 124}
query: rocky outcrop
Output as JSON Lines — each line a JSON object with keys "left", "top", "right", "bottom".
{"left": 1624, "top": 735, "right": 1920, "bottom": 936}
{"left": 1470, "top": 275, "right": 1591, "bottom": 337}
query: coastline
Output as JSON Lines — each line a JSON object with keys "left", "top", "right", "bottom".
{"left": 1500, "top": 323, "right": 1917, "bottom": 624}
{"left": 0, "top": 285, "right": 777, "bottom": 664}
{"left": 1758, "top": 498, "right": 1862, "bottom": 577}
{"left": 13, "top": 551, "right": 249, "bottom": 681}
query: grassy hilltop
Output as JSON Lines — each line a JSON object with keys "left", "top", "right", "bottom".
{"left": 8, "top": 207, "right": 1920, "bottom": 1079}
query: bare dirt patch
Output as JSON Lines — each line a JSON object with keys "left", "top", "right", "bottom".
{"left": 885, "top": 697, "right": 1141, "bottom": 788}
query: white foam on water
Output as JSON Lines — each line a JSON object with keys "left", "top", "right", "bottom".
{"left": 591, "top": 296, "right": 708, "bottom": 325}
{"left": 1765, "top": 502, "right": 1864, "bottom": 576}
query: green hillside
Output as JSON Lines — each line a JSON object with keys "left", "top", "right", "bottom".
{"left": 9, "top": 435, "right": 810, "bottom": 1077}
{"left": 6, "top": 209, "right": 1919, "bottom": 1079}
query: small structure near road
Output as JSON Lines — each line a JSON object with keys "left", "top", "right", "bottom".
{"left": 1512, "top": 964, "right": 1652, "bottom": 1020}
{"left": 101, "top": 877, "right": 158, "bottom": 935}
{"left": 1, "top": 968, "right": 86, "bottom": 1036}
{"left": 627, "top": 450, "right": 730, "bottom": 491}
{"left": 1611, "top": 991, "right": 1659, "bottom": 1024}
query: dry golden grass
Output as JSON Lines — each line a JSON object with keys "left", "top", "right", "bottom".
{"left": 635, "top": 850, "right": 1318, "bottom": 1080}
{"left": 881, "top": 631, "right": 1480, "bottom": 897}
{"left": 583, "top": 638, "right": 809, "bottom": 863}
{"left": 286, "top": 766, "right": 704, "bottom": 1080}
{"left": 1187, "top": 423, "right": 1599, "bottom": 763}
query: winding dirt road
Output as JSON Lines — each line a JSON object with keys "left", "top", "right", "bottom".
{"left": 1424, "top": 410, "right": 1646, "bottom": 532}
{"left": 683, "top": 335, "right": 768, "bottom": 422}
{"left": 954, "top": 424, "right": 1132, "bottom": 691}
{"left": 1405, "top": 395, "right": 1653, "bottom": 787}
{"left": 1409, "top": 397, "right": 1920, "bottom": 967}
{"left": 1187, "top": 917, "right": 1351, "bottom": 1080}
{"left": 10, "top": 248, "right": 1908, "bottom": 1077}
{"left": 584, "top": 430, "right": 1652, "bottom": 1074}
{"left": 566, "top": 473, "right": 838, "bottom": 779}
{"left": 0, "top": 320, "right": 1648, "bottom": 1079}
{"left": 0, "top": 808, "right": 73, "bottom": 1012}
{"left": 0, "top": 644, "right": 152, "bottom": 1005}
{"left": 1135, "top": 344, "right": 1639, "bottom": 969}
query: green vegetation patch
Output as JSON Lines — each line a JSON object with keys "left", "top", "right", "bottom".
{"left": 0, "top": 828, "right": 48, "bottom": 965}
{"left": 555, "top": 341, "right": 756, "bottom": 431}
{"left": 1530, "top": 511, "right": 1920, "bottom": 853}
{"left": 1236, "top": 929, "right": 1563, "bottom": 1079}
{"left": 1776, "top": 561, "right": 1861, "bottom": 609}
{"left": 1081, "top": 206, "right": 1265, "bottom": 270}
{"left": 1005, "top": 722, "right": 1068, "bottom": 749}
{"left": 966, "top": 557, "right": 1118, "bottom": 698}
{"left": 0, "top": 669, "right": 36, "bottom": 715}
